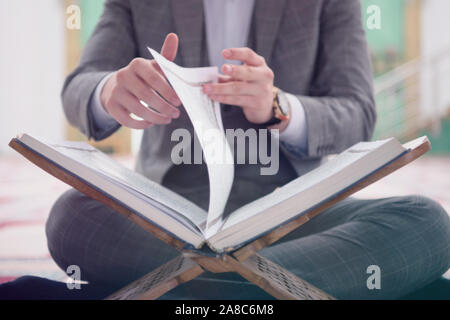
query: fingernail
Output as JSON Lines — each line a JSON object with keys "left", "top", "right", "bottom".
{"left": 223, "top": 49, "right": 231, "bottom": 58}
{"left": 223, "top": 64, "right": 232, "bottom": 74}
{"left": 172, "top": 111, "right": 180, "bottom": 118}
{"left": 172, "top": 98, "right": 181, "bottom": 106}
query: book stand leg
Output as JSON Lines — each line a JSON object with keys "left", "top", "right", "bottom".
{"left": 106, "top": 252, "right": 335, "bottom": 300}
{"left": 228, "top": 254, "right": 334, "bottom": 300}
{"left": 106, "top": 255, "right": 204, "bottom": 300}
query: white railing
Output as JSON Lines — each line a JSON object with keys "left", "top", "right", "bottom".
{"left": 373, "top": 47, "right": 450, "bottom": 141}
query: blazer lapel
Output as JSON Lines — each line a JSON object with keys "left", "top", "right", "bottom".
{"left": 253, "top": 0, "right": 287, "bottom": 63}
{"left": 171, "top": 0, "right": 205, "bottom": 67}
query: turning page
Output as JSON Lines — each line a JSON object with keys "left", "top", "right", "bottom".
{"left": 149, "top": 48, "right": 234, "bottom": 237}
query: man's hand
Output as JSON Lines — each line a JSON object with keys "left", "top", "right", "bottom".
{"left": 202, "top": 48, "right": 275, "bottom": 124}
{"left": 100, "top": 33, "right": 182, "bottom": 129}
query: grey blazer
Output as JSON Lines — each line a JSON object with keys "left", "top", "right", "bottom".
{"left": 62, "top": 0, "right": 376, "bottom": 183}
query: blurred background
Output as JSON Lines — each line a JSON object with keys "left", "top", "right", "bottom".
{"left": 0, "top": 0, "right": 449, "bottom": 284}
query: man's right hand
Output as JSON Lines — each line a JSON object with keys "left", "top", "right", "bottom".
{"left": 100, "top": 33, "right": 182, "bottom": 129}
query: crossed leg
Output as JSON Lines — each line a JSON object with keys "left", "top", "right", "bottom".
{"left": 46, "top": 189, "right": 450, "bottom": 299}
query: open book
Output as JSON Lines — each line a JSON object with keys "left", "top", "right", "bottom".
{"left": 9, "top": 48, "right": 430, "bottom": 253}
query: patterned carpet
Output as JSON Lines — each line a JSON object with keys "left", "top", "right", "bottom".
{"left": 0, "top": 154, "right": 132, "bottom": 284}
{"left": 0, "top": 154, "right": 449, "bottom": 285}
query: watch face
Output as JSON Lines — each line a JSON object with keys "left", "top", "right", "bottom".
{"left": 277, "top": 92, "right": 290, "bottom": 116}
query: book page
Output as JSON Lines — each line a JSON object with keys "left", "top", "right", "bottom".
{"left": 206, "top": 138, "right": 411, "bottom": 251}
{"left": 149, "top": 48, "right": 234, "bottom": 236}
{"left": 46, "top": 140, "right": 207, "bottom": 231}
{"left": 221, "top": 138, "right": 403, "bottom": 230}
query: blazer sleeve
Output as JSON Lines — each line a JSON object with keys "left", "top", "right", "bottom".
{"left": 61, "top": 0, "right": 136, "bottom": 141}
{"left": 293, "top": 0, "right": 377, "bottom": 158}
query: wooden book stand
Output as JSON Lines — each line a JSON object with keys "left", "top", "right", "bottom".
{"left": 9, "top": 137, "right": 430, "bottom": 300}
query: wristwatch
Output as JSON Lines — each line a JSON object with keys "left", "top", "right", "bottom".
{"left": 261, "top": 87, "right": 291, "bottom": 126}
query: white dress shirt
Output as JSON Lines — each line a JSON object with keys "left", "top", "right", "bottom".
{"left": 90, "top": 0, "right": 307, "bottom": 151}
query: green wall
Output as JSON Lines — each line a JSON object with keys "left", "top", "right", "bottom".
{"left": 79, "top": 0, "right": 105, "bottom": 46}
{"left": 361, "top": 0, "right": 408, "bottom": 141}
{"left": 362, "top": 0, "right": 405, "bottom": 54}
{"left": 362, "top": 0, "right": 406, "bottom": 76}
{"left": 423, "top": 120, "right": 450, "bottom": 155}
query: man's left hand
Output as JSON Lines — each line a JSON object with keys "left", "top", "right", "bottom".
{"left": 202, "top": 47, "right": 275, "bottom": 124}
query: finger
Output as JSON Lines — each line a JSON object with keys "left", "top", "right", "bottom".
{"left": 209, "top": 94, "right": 257, "bottom": 109}
{"left": 151, "top": 59, "right": 164, "bottom": 76}
{"left": 128, "top": 59, "right": 181, "bottom": 106}
{"left": 122, "top": 75, "right": 180, "bottom": 118}
{"left": 139, "top": 89, "right": 180, "bottom": 120}
{"left": 221, "top": 64, "right": 273, "bottom": 82}
{"left": 151, "top": 33, "right": 178, "bottom": 76}
{"left": 218, "top": 75, "right": 233, "bottom": 83}
{"left": 222, "top": 48, "right": 265, "bottom": 66}
{"left": 161, "top": 33, "right": 179, "bottom": 62}
{"left": 120, "top": 89, "right": 175, "bottom": 125}
{"left": 108, "top": 103, "right": 154, "bottom": 130}
{"left": 203, "top": 82, "right": 261, "bottom": 96}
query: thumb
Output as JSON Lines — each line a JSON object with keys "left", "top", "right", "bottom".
{"left": 160, "top": 33, "right": 179, "bottom": 62}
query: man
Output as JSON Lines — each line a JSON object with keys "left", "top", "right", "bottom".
{"left": 47, "top": 0, "right": 450, "bottom": 299}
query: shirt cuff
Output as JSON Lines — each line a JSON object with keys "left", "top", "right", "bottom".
{"left": 89, "top": 73, "right": 118, "bottom": 130}
{"left": 278, "top": 92, "right": 308, "bottom": 153}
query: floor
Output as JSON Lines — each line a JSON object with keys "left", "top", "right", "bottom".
{"left": 0, "top": 154, "right": 449, "bottom": 285}
{"left": 0, "top": 154, "right": 133, "bottom": 284}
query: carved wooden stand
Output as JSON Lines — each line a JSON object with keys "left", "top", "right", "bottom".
{"left": 9, "top": 137, "right": 430, "bottom": 300}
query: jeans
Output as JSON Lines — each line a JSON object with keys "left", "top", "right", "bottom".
{"left": 45, "top": 189, "right": 450, "bottom": 299}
